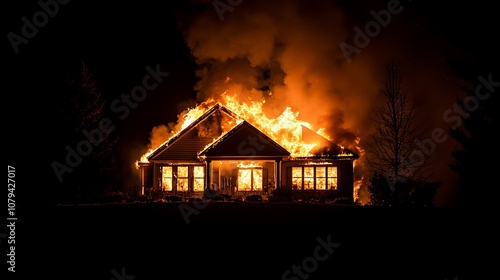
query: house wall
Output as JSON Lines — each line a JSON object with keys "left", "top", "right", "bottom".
{"left": 336, "top": 160, "right": 355, "bottom": 201}
{"left": 140, "top": 165, "right": 154, "bottom": 195}
{"left": 281, "top": 159, "right": 355, "bottom": 201}
{"left": 141, "top": 159, "right": 355, "bottom": 201}
{"left": 210, "top": 160, "right": 275, "bottom": 196}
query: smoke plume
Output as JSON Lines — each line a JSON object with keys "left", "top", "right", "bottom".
{"left": 146, "top": 0, "right": 464, "bottom": 205}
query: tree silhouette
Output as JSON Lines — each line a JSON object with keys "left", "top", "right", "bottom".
{"left": 367, "top": 60, "right": 426, "bottom": 184}
{"left": 366, "top": 59, "right": 439, "bottom": 207}
{"left": 57, "top": 61, "right": 118, "bottom": 203}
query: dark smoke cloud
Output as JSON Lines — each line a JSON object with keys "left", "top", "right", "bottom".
{"left": 165, "top": 0, "right": 467, "bottom": 205}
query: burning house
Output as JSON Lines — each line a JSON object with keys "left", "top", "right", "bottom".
{"left": 136, "top": 95, "right": 360, "bottom": 202}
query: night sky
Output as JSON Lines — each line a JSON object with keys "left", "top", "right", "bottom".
{"left": 5, "top": 0, "right": 499, "bottom": 208}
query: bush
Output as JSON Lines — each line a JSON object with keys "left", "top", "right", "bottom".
{"left": 332, "top": 197, "right": 355, "bottom": 205}
{"left": 188, "top": 197, "right": 204, "bottom": 203}
{"left": 269, "top": 186, "right": 292, "bottom": 202}
{"left": 149, "top": 187, "right": 164, "bottom": 201}
{"left": 136, "top": 195, "right": 152, "bottom": 203}
{"left": 164, "top": 195, "right": 182, "bottom": 202}
{"left": 99, "top": 190, "right": 125, "bottom": 204}
{"left": 245, "top": 195, "right": 262, "bottom": 202}
{"left": 368, "top": 171, "right": 440, "bottom": 207}
{"left": 212, "top": 194, "right": 231, "bottom": 201}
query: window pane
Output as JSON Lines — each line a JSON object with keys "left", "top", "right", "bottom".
{"left": 327, "top": 178, "right": 337, "bottom": 190}
{"left": 304, "top": 167, "right": 314, "bottom": 178}
{"left": 292, "top": 167, "right": 302, "bottom": 189}
{"left": 253, "top": 169, "right": 263, "bottom": 191}
{"left": 161, "top": 166, "right": 173, "bottom": 191}
{"left": 327, "top": 167, "right": 337, "bottom": 190}
{"left": 193, "top": 179, "right": 204, "bottom": 192}
{"left": 304, "top": 178, "right": 314, "bottom": 190}
{"left": 316, "top": 178, "right": 326, "bottom": 190}
{"left": 238, "top": 169, "right": 252, "bottom": 191}
{"left": 178, "top": 179, "right": 188, "bottom": 192}
{"left": 327, "top": 167, "right": 337, "bottom": 178}
{"left": 193, "top": 166, "right": 204, "bottom": 192}
{"left": 194, "top": 166, "right": 204, "bottom": 178}
{"left": 304, "top": 167, "right": 314, "bottom": 190}
{"left": 178, "top": 166, "right": 188, "bottom": 178}
{"left": 315, "top": 167, "right": 326, "bottom": 190}
{"left": 316, "top": 167, "right": 326, "bottom": 178}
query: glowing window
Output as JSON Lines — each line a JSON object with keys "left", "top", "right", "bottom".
{"left": 238, "top": 168, "right": 263, "bottom": 191}
{"left": 177, "top": 166, "right": 189, "bottom": 192}
{"left": 303, "top": 167, "right": 314, "bottom": 190}
{"left": 327, "top": 167, "right": 337, "bottom": 190}
{"left": 161, "top": 166, "right": 173, "bottom": 191}
{"left": 291, "top": 166, "right": 338, "bottom": 190}
{"left": 193, "top": 166, "right": 205, "bottom": 192}
{"left": 316, "top": 167, "right": 327, "bottom": 190}
{"left": 292, "top": 167, "right": 303, "bottom": 189}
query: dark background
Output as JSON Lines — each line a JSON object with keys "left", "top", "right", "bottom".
{"left": 3, "top": 0, "right": 497, "bottom": 279}
{"left": 4, "top": 0, "right": 499, "bottom": 206}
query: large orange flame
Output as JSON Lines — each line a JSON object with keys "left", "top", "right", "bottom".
{"left": 136, "top": 91, "right": 356, "bottom": 168}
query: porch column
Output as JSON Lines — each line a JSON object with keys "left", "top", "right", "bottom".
{"left": 153, "top": 163, "right": 159, "bottom": 190}
{"left": 206, "top": 160, "right": 212, "bottom": 190}
{"left": 141, "top": 167, "right": 145, "bottom": 195}
{"left": 275, "top": 160, "right": 282, "bottom": 188}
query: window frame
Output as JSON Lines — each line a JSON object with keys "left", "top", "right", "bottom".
{"left": 237, "top": 167, "right": 263, "bottom": 191}
{"left": 291, "top": 165, "right": 338, "bottom": 190}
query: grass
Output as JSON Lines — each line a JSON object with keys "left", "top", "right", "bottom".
{"left": 16, "top": 202, "right": 477, "bottom": 280}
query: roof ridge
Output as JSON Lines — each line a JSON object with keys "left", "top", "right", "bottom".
{"left": 147, "top": 103, "right": 238, "bottom": 160}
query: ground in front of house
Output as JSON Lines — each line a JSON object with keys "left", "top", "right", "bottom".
{"left": 15, "top": 202, "right": 486, "bottom": 280}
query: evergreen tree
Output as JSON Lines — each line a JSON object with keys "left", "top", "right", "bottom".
{"left": 57, "top": 61, "right": 118, "bottom": 203}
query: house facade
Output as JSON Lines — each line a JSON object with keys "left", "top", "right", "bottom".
{"left": 137, "top": 104, "right": 359, "bottom": 202}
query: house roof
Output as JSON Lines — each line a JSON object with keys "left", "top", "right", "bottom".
{"left": 198, "top": 120, "right": 291, "bottom": 160}
{"left": 299, "top": 125, "right": 359, "bottom": 160}
{"left": 147, "top": 103, "right": 359, "bottom": 162}
{"left": 148, "top": 104, "right": 239, "bottom": 162}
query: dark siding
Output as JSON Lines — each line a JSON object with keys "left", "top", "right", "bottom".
{"left": 281, "top": 159, "right": 355, "bottom": 201}
{"left": 152, "top": 128, "right": 213, "bottom": 161}
{"left": 336, "top": 160, "right": 354, "bottom": 201}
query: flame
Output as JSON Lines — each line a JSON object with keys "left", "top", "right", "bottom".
{"left": 237, "top": 161, "right": 263, "bottom": 168}
{"left": 352, "top": 144, "right": 365, "bottom": 203}
{"left": 134, "top": 148, "right": 155, "bottom": 169}
{"left": 137, "top": 90, "right": 356, "bottom": 166}
{"left": 237, "top": 168, "right": 263, "bottom": 191}
{"left": 354, "top": 177, "right": 362, "bottom": 203}
{"left": 214, "top": 92, "right": 329, "bottom": 157}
